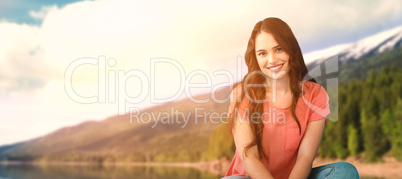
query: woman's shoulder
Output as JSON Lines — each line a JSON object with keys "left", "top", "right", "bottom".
{"left": 302, "top": 80, "right": 322, "bottom": 88}
{"left": 229, "top": 83, "right": 252, "bottom": 110}
{"left": 301, "top": 80, "right": 328, "bottom": 98}
{"left": 300, "top": 81, "right": 331, "bottom": 122}
{"left": 302, "top": 80, "right": 325, "bottom": 90}
{"left": 229, "top": 83, "right": 243, "bottom": 101}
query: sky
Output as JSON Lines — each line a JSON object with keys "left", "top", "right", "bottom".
{"left": 0, "top": 0, "right": 401, "bottom": 146}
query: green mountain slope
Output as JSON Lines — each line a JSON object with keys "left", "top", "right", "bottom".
{"left": 339, "top": 47, "right": 402, "bottom": 84}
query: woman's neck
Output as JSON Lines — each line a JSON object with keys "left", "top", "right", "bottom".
{"left": 266, "top": 76, "right": 291, "bottom": 96}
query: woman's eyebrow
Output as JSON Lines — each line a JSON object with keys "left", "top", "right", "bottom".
{"left": 256, "top": 45, "right": 281, "bottom": 52}
{"left": 271, "top": 45, "right": 280, "bottom": 49}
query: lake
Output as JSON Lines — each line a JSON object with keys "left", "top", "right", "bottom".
{"left": 0, "top": 164, "right": 221, "bottom": 179}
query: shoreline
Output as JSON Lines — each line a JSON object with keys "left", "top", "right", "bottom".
{"left": 0, "top": 159, "right": 230, "bottom": 176}
{"left": 1, "top": 157, "right": 401, "bottom": 178}
{"left": 0, "top": 160, "right": 205, "bottom": 168}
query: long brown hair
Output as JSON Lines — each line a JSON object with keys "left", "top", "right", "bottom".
{"left": 228, "top": 17, "right": 314, "bottom": 160}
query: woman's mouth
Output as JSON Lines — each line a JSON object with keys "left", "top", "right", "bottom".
{"left": 267, "top": 64, "right": 284, "bottom": 73}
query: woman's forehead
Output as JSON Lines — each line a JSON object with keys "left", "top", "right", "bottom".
{"left": 255, "top": 31, "right": 279, "bottom": 50}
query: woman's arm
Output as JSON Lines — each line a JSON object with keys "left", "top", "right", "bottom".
{"left": 232, "top": 116, "right": 274, "bottom": 179}
{"left": 288, "top": 118, "right": 326, "bottom": 179}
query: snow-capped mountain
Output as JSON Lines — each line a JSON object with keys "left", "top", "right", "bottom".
{"left": 304, "top": 25, "right": 402, "bottom": 66}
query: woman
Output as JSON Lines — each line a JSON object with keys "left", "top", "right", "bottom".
{"left": 223, "top": 17, "right": 359, "bottom": 179}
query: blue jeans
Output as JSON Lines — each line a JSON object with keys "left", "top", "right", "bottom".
{"left": 221, "top": 162, "right": 359, "bottom": 179}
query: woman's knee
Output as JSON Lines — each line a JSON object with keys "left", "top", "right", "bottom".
{"left": 333, "top": 162, "right": 359, "bottom": 178}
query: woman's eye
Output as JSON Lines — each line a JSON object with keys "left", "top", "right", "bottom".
{"left": 276, "top": 48, "right": 282, "bottom": 52}
{"left": 258, "top": 52, "right": 266, "bottom": 56}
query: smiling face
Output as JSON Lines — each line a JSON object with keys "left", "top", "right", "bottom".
{"left": 255, "top": 31, "right": 290, "bottom": 81}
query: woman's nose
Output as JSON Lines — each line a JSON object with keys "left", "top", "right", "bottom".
{"left": 268, "top": 53, "right": 277, "bottom": 64}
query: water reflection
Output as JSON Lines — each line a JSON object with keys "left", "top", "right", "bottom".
{"left": 0, "top": 164, "right": 220, "bottom": 179}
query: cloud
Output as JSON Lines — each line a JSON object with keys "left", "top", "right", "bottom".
{"left": 285, "top": 0, "right": 402, "bottom": 51}
{"left": 29, "top": 5, "right": 59, "bottom": 21}
{"left": 0, "top": 22, "right": 54, "bottom": 94}
{"left": 3, "top": 0, "right": 402, "bottom": 94}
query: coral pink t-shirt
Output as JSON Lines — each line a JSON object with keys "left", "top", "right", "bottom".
{"left": 225, "top": 81, "right": 330, "bottom": 179}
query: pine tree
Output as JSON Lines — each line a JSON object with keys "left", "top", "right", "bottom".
{"left": 347, "top": 125, "right": 359, "bottom": 157}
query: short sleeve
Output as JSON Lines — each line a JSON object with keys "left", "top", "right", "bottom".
{"left": 303, "top": 83, "right": 331, "bottom": 122}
